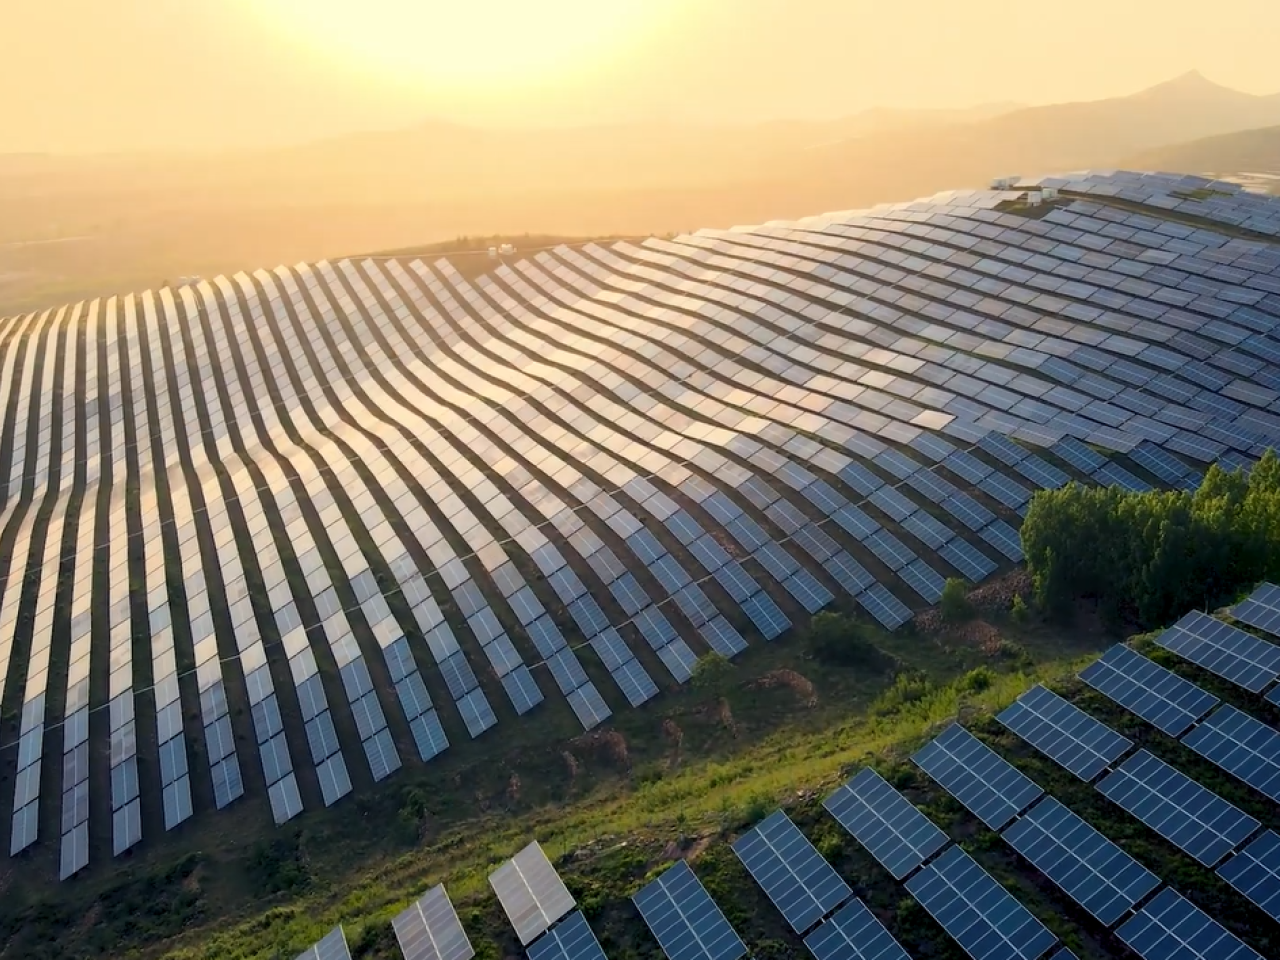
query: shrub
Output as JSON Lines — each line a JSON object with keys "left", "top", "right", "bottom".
{"left": 940, "top": 578, "right": 973, "bottom": 623}
{"left": 1010, "top": 593, "right": 1029, "bottom": 625}
{"left": 691, "top": 652, "right": 734, "bottom": 692}
{"left": 804, "top": 611, "right": 887, "bottom": 666}
{"left": 959, "top": 667, "right": 994, "bottom": 694}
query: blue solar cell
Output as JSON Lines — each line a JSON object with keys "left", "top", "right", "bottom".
{"left": 699, "top": 616, "right": 748, "bottom": 658}
{"left": 1117, "top": 888, "right": 1264, "bottom": 960}
{"left": 1180, "top": 704, "right": 1280, "bottom": 803}
{"left": 997, "top": 685, "right": 1131, "bottom": 781}
{"left": 1051, "top": 437, "right": 1106, "bottom": 473}
{"left": 1096, "top": 749, "right": 1259, "bottom": 866}
{"left": 912, "top": 724, "right": 1043, "bottom": 830}
{"left": 755, "top": 541, "right": 802, "bottom": 581}
{"left": 901, "top": 510, "right": 955, "bottom": 550}
{"left": 1094, "top": 461, "right": 1152, "bottom": 492}
{"left": 1155, "top": 611, "right": 1280, "bottom": 693}
{"left": 869, "top": 486, "right": 916, "bottom": 523}
{"left": 1130, "top": 442, "right": 1191, "bottom": 485}
{"left": 741, "top": 591, "right": 791, "bottom": 641}
{"left": 803, "top": 898, "right": 910, "bottom": 960}
{"left": 793, "top": 524, "right": 840, "bottom": 563}
{"left": 978, "top": 432, "right": 1029, "bottom": 466}
{"left": 612, "top": 658, "right": 659, "bottom": 708}
{"left": 1078, "top": 644, "right": 1219, "bottom": 737}
{"left": 977, "top": 472, "right": 1033, "bottom": 510}
{"left": 904, "top": 469, "right": 959, "bottom": 503}
{"left": 832, "top": 504, "right": 880, "bottom": 540}
{"left": 1232, "top": 582, "right": 1280, "bottom": 637}
{"left": 1012, "top": 455, "right": 1070, "bottom": 491}
{"left": 839, "top": 462, "right": 885, "bottom": 497}
{"left": 941, "top": 493, "right": 995, "bottom": 531}
{"left": 1217, "top": 830, "right": 1280, "bottom": 923}
{"left": 906, "top": 846, "right": 1058, "bottom": 960}
{"left": 943, "top": 450, "right": 994, "bottom": 484}
{"left": 939, "top": 539, "right": 997, "bottom": 582}
{"left": 633, "top": 860, "right": 747, "bottom": 960}
{"left": 900, "top": 559, "right": 945, "bottom": 604}
{"left": 864, "top": 529, "right": 915, "bottom": 572}
{"left": 784, "top": 569, "right": 835, "bottom": 614}
{"left": 979, "top": 520, "right": 1024, "bottom": 562}
{"left": 712, "top": 560, "right": 757, "bottom": 603}
{"left": 1003, "top": 796, "right": 1160, "bottom": 926}
{"left": 857, "top": 584, "right": 912, "bottom": 631}
{"left": 823, "top": 768, "right": 948, "bottom": 880}
{"left": 732, "top": 810, "right": 852, "bottom": 934}
{"left": 527, "top": 911, "right": 607, "bottom": 960}
{"left": 823, "top": 552, "right": 875, "bottom": 596}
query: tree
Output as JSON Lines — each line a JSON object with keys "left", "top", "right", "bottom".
{"left": 939, "top": 578, "right": 972, "bottom": 623}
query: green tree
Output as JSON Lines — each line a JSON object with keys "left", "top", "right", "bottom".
{"left": 939, "top": 578, "right": 972, "bottom": 623}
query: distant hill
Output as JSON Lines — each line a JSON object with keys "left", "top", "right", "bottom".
{"left": 6, "top": 71, "right": 1280, "bottom": 314}
{"left": 1125, "top": 123, "right": 1280, "bottom": 178}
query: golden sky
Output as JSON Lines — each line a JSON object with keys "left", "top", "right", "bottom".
{"left": 7, "top": 0, "right": 1280, "bottom": 154}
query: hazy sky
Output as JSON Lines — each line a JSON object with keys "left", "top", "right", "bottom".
{"left": 8, "top": 0, "right": 1280, "bottom": 154}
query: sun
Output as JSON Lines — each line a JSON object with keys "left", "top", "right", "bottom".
{"left": 247, "top": 0, "right": 669, "bottom": 93}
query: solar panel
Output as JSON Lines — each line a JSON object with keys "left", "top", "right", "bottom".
{"left": 489, "top": 841, "right": 576, "bottom": 945}
{"left": 857, "top": 583, "right": 913, "bottom": 630}
{"left": 1217, "top": 830, "right": 1280, "bottom": 923}
{"left": 1116, "top": 888, "right": 1264, "bottom": 960}
{"left": 803, "top": 898, "right": 911, "bottom": 960}
{"left": 732, "top": 810, "right": 852, "bottom": 934}
{"left": 1155, "top": 611, "right": 1280, "bottom": 693}
{"left": 1180, "top": 704, "right": 1280, "bottom": 803}
{"left": 527, "top": 912, "right": 607, "bottom": 960}
{"left": 823, "top": 768, "right": 948, "bottom": 879}
{"left": 905, "top": 846, "right": 1058, "bottom": 960}
{"left": 1231, "top": 582, "right": 1280, "bottom": 636}
{"left": 1051, "top": 437, "right": 1106, "bottom": 473}
{"left": 1078, "top": 644, "right": 1219, "bottom": 737}
{"left": 1096, "top": 749, "right": 1259, "bottom": 866}
{"left": 997, "top": 684, "right": 1132, "bottom": 781}
{"left": 1002, "top": 796, "right": 1160, "bottom": 926}
{"left": 939, "top": 538, "right": 997, "bottom": 582}
{"left": 912, "top": 724, "right": 1043, "bottom": 830}
{"left": 295, "top": 926, "right": 351, "bottom": 960}
{"left": 978, "top": 520, "right": 1024, "bottom": 563}
{"left": 741, "top": 590, "right": 791, "bottom": 640}
{"left": 900, "top": 559, "right": 945, "bottom": 604}
{"left": 1094, "top": 461, "right": 1151, "bottom": 493}
{"left": 392, "top": 885, "right": 474, "bottom": 960}
{"left": 633, "top": 860, "right": 747, "bottom": 960}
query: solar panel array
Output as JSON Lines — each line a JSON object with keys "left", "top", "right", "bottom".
{"left": 823, "top": 768, "right": 948, "bottom": 879}
{"left": 1217, "top": 830, "right": 1280, "bottom": 924}
{"left": 731, "top": 810, "right": 852, "bottom": 934}
{"left": 997, "top": 685, "right": 1131, "bottom": 781}
{"left": 1115, "top": 888, "right": 1264, "bottom": 960}
{"left": 905, "top": 846, "right": 1058, "bottom": 960}
{"left": 1078, "top": 644, "right": 1219, "bottom": 737}
{"left": 1002, "top": 796, "right": 1160, "bottom": 926}
{"left": 526, "top": 912, "right": 608, "bottom": 960}
{"left": 1154, "top": 611, "right": 1280, "bottom": 693}
{"left": 1232, "top": 582, "right": 1280, "bottom": 636}
{"left": 489, "top": 842, "right": 576, "bottom": 946}
{"left": 912, "top": 724, "right": 1044, "bottom": 830}
{"left": 392, "top": 885, "right": 474, "bottom": 960}
{"left": 803, "top": 898, "right": 911, "bottom": 960}
{"left": 295, "top": 926, "right": 352, "bottom": 960}
{"left": 14, "top": 167, "right": 1280, "bottom": 877}
{"left": 633, "top": 860, "right": 747, "bottom": 960}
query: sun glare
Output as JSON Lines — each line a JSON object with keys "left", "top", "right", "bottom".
{"left": 248, "top": 0, "right": 668, "bottom": 94}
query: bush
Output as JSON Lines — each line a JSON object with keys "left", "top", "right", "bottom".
{"left": 691, "top": 652, "right": 734, "bottom": 692}
{"left": 940, "top": 578, "right": 973, "bottom": 623}
{"left": 1010, "top": 593, "right": 1029, "bottom": 625}
{"left": 959, "top": 667, "right": 994, "bottom": 693}
{"left": 804, "top": 611, "right": 887, "bottom": 666}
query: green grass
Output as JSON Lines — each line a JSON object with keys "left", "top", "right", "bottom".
{"left": 1, "top": 606, "right": 1113, "bottom": 960}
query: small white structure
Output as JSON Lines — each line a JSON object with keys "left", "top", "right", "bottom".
{"left": 498, "top": 243, "right": 517, "bottom": 256}
{"left": 1026, "top": 192, "right": 1043, "bottom": 207}
{"left": 1041, "top": 186, "right": 1060, "bottom": 200}
{"left": 991, "top": 176, "right": 1021, "bottom": 190}
{"left": 487, "top": 247, "right": 498, "bottom": 259}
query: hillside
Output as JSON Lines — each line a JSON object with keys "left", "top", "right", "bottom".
{"left": 1125, "top": 123, "right": 1280, "bottom": 185}
{"left": 4, "top": 170, "right": 1280, "bottom": 958}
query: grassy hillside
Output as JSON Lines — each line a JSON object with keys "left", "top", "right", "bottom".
{"left": 1, "top": 576, "right": 1122, "bottom": 960}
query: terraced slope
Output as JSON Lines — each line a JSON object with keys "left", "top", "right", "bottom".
{"left": 4, "top": 170, "right": 1280, "bottom": 885}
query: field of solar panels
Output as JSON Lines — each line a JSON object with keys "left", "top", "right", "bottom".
{"left": 6, "top": 168, "right": 1280, "bottom": 958}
